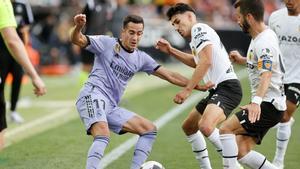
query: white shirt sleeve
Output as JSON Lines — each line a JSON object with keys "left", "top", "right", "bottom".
{"left": 191, "top": 24, "right": 213, "bottom": 55}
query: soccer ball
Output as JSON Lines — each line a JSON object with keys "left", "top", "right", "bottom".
{"left": 140, "top": 161, "right": 165, "bottom": 169}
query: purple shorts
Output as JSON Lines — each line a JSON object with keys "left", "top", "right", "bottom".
{"left": 76, "top": 83, "right": 136, "bottom": 135}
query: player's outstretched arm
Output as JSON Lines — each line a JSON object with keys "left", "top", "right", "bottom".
{"left": 0, "top": 27, "right": 46, "bottom": 96}
{"left": 229, "top": 50, "right": 247, "bottom": 65}
{"left": 153, "top": 66, "right": 189, "bottom": 87}
{"left": 156, "top": 38, "right": 196, "bottom": 68}
{"left": 152, "top": 66, "right": 214, "bottom": 91}
{"left": 70, "top": 14, "right": 88, "bottom": 48}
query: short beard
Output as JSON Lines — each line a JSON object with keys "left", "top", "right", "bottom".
{"left": 287, "top": 8, "right": 296, "bottom": 15}
{"left": 241, "top": 18, "right": 250, "bottom": 34}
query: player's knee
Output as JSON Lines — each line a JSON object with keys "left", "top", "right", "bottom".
{"left": 219, "top": 125, "right": 232, "bottom": 134}
{"left": 90, "top": 122, "right": 110, "bottom": 137}
{"left": 181, "top": 121, "right": 198, "bottom": 135}
{"left": 144, "top": 122, "right": 157, "bottom": 133}
{"left": 281, "top": 113, "right": 291, "bottom": 122}
{"left": 198, "top": 123, "right": 214, "bottom": 137}
{"left": 237, "top": 146, "right": 250, "bottom": 159}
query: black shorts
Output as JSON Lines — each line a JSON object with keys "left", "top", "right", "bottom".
{"left": 236, "top": 102, "right": 284, "bottom": 144}
{"left": 195, "top": 79, "right": 242, "bottom": 117}
{"left": 284, "top": 83, "right": 300, "bottom": 107}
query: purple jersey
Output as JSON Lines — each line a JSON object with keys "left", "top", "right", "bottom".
{"left": 85, "top": 35, "right": 160, "bottom": 104}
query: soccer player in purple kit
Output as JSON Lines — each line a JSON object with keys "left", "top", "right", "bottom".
{"left": 70, "top": 13, "right": 212, "bottom": 169}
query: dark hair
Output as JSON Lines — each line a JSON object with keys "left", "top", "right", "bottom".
{"left": 166, "top": 3, "right": 195, "bottom": 20}
{"left": 123, "top": 15, "right": 144, "bottom": 28}
{"left": 234, "top": 0, "right": 264, "bottom": 21}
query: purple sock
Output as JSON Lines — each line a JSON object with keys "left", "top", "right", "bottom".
{"left": 86, "top": 136, "right": 109, "bottom": 169}
{"left": 131, "top": 131, "right": 157, "bottom": 169}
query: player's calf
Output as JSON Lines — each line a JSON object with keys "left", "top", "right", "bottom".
{"left": 131, "top": 131, "right": 157, "bottom": 169}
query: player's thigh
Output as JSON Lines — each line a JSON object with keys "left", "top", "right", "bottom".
{"left": 282, "top": 100, "right": 297, "bottom": 122}
{"left": 200, "top": 103, "right": 226, "bottom": 128}
{"left": 121, "top": 114, "right": 156, "bottom": 135}
{"left": 107, "top": 107, "right": 155, "bottom": 135}
{"left": 76, "top": 85, "right": 109, "bottom": 135}
{"left": 182, "top": 108, "right": 202, "bottom": 135}
{"left": 219, "top": 114, "right": 245, "bottom": 134}
{"left": 284, "top": 83, "right": 300, "bottom": 108}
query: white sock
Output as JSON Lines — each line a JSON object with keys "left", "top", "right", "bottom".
{"left": 220, "top": 134, "right": 238, "bottom": 169}
{"left": 187, "top": 131, "right": 212, "bottom": 169}
{"left": 207, "top": 128, "right": 223, "bottom": 155}
{"left": 239, "top": 150, "right": 277, "bottom": 169}
{"left": 273, "top": 120, "right": 292, "bottom": 164}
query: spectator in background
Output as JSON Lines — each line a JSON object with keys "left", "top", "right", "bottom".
{"left": 0, "top": 0, "right": 46, "bottom": 150}
{"left": 0, "top": 0, "right": 35, "bottom": 124}
{"left": 110, "top": 0, "right": 129, "bottom": 38}
{"left": 79, "top": 0, "right": 111, "bottom": 85}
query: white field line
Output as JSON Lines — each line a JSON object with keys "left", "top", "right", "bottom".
{"left": 4, "top": 107, "right": 75, "bottom": 147}
{"left": 100, "top": 69, "right": 248, "bottom": 169}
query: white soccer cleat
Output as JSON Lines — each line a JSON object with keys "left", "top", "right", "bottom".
{"left": 10, "top": 111, "right": 24, "bottom": 124}
{"left": 272, "top": 160, "right": 284, "bottom": 169}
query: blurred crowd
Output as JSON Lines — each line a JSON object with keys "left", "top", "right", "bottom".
{"left": 24, "top": 0, "right": 284, "bottom": 72}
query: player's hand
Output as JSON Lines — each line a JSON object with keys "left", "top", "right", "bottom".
{"left": 155, "top": 38, "right": 172, "bottom": 55}
{"left": 31, "top": 76, "right": 46, "bottom": 97}
{"left": 229, "top": 50, "right": 244, "bottom": 64}
{"left": 174, "top": 88, "right": 192, "bottom": 104}
{"left": 74, "top": 14, "right": 86, "bottom": 28}
{"left": 240, "top": 103, "right": 261, "bottom": 123}
{"left": 195, "top": 81, "right": 215, "bottom": 91}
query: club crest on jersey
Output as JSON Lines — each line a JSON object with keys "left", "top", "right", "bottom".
{"left": 114, "top": 43, "right": 121, "bottom": 54}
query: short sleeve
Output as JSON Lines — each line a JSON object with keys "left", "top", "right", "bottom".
{"left": 191, "top": 24, "right": 213, "bottom": 54}
{"left": 0, "top": 0, "right": 17, "bottom": 30}
{"left": 268, "top": 13, "right": 275, "bottom": 32}
{"left": 255, "top": 44, "right": 275, "bottom": 74}
{"left": 139, "top": 52, "right": 160, "bottom": 75}
{"left": 85, "top": 35, "right": 110, "bottom": 54}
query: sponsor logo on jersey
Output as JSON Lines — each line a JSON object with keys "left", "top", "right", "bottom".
{"left": 191, "top": 46, "right": 196, "bottom": 56}
{"left": 246, "top": 62, "right": 255, "bottom": 69}
{"left": 278, "top": 35, "right": 300, "bottom": 43}
{"left": 258, "top": 60, "right": 272, "bottom": 71}
{"left": 247, "top": 50, "right": 254, "bottom": 60}
{"left": 110, "top": 61, "right": 134, "bottom": 81}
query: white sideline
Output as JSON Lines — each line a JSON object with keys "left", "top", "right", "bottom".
{"left": 4, "top": 107, "right": 74, "bottom": 147}
{"left": 100, "top": 69, "right": 248, "bottom": 169}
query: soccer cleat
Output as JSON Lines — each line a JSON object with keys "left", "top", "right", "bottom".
{"left": 10, "top": 111, "right": 24, "bottom": 124}
{"left": 272, "top": 160, "right": 284, "bottom": 169}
